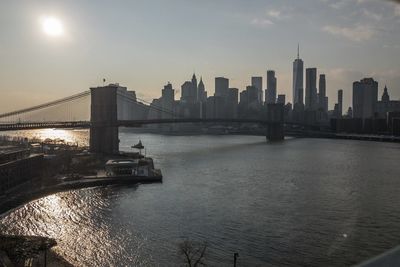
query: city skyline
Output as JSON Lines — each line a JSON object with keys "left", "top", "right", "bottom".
{"left": 1, "top": 0, "right": 400, "bottom": 113}
{"left": 2, "top": 2, "right": 400, "bottom": 266}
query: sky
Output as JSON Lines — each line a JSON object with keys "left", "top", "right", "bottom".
{"left": 0, "top": 0, "right": 400, "bottom": 113}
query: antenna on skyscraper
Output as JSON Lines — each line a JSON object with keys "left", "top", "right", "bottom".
{"left": 297, "top": 43, "right": 300, "bottom": 59}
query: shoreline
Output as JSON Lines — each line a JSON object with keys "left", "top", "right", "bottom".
{"left": 0, "top": 175, "right": 162, "bottom": 216}
{"left": 119, "top": 128, "right": 400, "bottom": 143}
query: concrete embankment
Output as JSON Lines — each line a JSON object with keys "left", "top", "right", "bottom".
{"left": 286, "top": 131, "right": 400, "bottom": 143}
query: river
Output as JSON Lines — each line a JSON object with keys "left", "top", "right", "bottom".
{"left": 1, "top": 129, "right": 400, "bottom": 266}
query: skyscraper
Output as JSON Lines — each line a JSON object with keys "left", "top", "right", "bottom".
{"left": 247, "top": 86, "right": 259, "bottom": 104}
{"left": 318, "top": 74, "right": 328, "bottom": 113}
{"left": 162, "top": 82, "right": 174, "bottom": 101}
{"left": 181, "top": 81, "right": 193, "bottom": 103}
{"left": 353, "top": 78, "right": 378, "bottom": 119}
{"left": 215, "top": 77, "right": 229, "bottom": 98}
{"left": 292, "top": 45, "right": 304, "bottom": 105}
{"left": 266, "top": 70, "right": 277, "bottom": 104}
{"left": 375, "top": 85, "right": 400, "bottom": 118}
{"left": 338, "top": 89, "right": 343, "bottom": 117}
{"left": 305, "top": 68, "right": 317, "bottom": 110}
{"left": 251, "top": 76, "right": 263, "bottom": 104}
{"left": 227, "top": 88, "right": 239, "bottom": 118}
{"left": 197, "top": 77, "right": 207, "bottom": 102}
{"left": 191, "top": 73, "right": 198, "bottom": 102}
{"left": 382, "top": 85, "right": 390, "bottom": 102}
{"left": 181, "top": 74, "right": 199, "bottom": 103}
{"left": 277, "top": 94, "right": 286, "bottom": 104}
{"left": 161, "top": 82, "right": 175, "bottom": 119}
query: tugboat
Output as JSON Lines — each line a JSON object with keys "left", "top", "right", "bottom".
{"left": 105, "top": 140, "right": 162, "bottom": 179}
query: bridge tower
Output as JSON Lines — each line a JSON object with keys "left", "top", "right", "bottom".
{"left": 266, "top": 103, "right": 284, "bottom": 141}
{"left": 90, "top": 85, "right": 120, "bottom": 154}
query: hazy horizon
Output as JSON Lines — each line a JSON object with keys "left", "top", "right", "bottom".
{"left": 1, "top": 0, "right": 399, "bottom": 113}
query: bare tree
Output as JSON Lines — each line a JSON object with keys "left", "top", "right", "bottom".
{"left": 178, "top": 239, "right": 207, "bottom": 267}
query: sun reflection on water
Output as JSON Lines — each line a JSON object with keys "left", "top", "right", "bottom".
{"left": 0, "top": 129, "right": 89, "bottom": 146}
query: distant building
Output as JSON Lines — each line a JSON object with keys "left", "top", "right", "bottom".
{"left": 148, "top": 98, "right": 163, "bottom": 120}
{"left": 215, "top": 77, "right": 229, "bottom": 98}
{"left": 338, "top": 89, "right": 343, "bottom": 117}
{"left": 239, "top": 90, "right": 248, "bottom": 107}
{"left": 245, "top": 86, "right": 259, "bottom": 105}
{"left": 376, "top": 85, "right": 400, "bottom": 118}
{"left": 251, "top": 76, "right": 263, "bottom": 104}
{"left": 206, "top": 96, "right": 225, "bottom": 119}
{"left": 181, "top": 81, "right": 194, "bottom": 103}
{"left": 191, "top": 73, "right": 198, "bottom": 102}
{"left": 333, "top": 104, "right": 339, "bottom": 118}
{"left": 284, "top": 102, "right": 292, "bottom": 121}
{"left": 177, "top": 73, "right": 206, "bottom": 118}
{"left": 227, "top": 88, "right": 239, "bottom": 118}
{"left": 382, "top": 85, "right": 390, "bottom": 102}
{"left": 318, "top": 74, "right": 328, "bottom": 113}
{"left": 277, "top": 94, "right": 285, "bottom": 104}
{"left": 292, "top": 87, "right": 305, "bottom": 123}
{"left": 161, "top": 83, "right": 175, "bottom": 119}
{"left": 292, "top": 45, "right": 304, "bottom": 105}
{"left": 197, "top": 77, "right": 207, "bottom": 102}
{"left": 346, "top": 107, "right": 353, "bottom": 118}
{"left": 305, "top": 68, "right": 318, "bottom": 110}
{"left": 239, "top": 86, "right": 260, "bottom": 117}
{"left": 266, "top": 70, "right": 277, "bottom": 104}
{"left": 352, "top": 78, "right": 378, "bottom": 119}
{"left": 180, "top": 73, "right": 200, "bottom": 104}
{"left": 298, "top": 89, "right": 304, "bottom": 105}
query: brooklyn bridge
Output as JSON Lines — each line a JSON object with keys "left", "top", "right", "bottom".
{"left": 0, "top": 84, "right": 305, "bottom": 154}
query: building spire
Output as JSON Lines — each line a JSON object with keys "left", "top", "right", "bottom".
{"left": 297, "top": 43, "right": 300, "bottom": 59}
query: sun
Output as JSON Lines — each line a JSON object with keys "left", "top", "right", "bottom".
{"left": 41, "top": 16, "right": 64, "bottom": 37}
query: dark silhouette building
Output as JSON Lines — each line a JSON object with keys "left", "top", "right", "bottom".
{"left": 338, "top": 89, "right": 343, "bottom": 117}
{"left": 352, "top": 78, "right": 378, "bottom": 119}
{"left": 318, "top": 74, "right": 328, "bottom": 113}
{"left": 305, "top": 68, "right": 317, "bottom": 111}
{"left": 292, "top": 45, "right": 304, "bottom": 105}
{"left": 215, "top": 77, "right": 229, "bottom": 98}
{"left": 251, "top": 76, "right": 263, "bottom": 104}
{"left": 376, "top": 85, "right": 400, "bottom": 118}
{"left": 277, "top": 94, "right": 285, "bottom": 104}
{"left": 266, "top": 70, "right": 277, "bottom": 104}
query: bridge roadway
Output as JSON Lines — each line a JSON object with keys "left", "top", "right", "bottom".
{"left": 0, "top": 118, "right": 286, "bottom": 131}
{"left": 0, "top": 121, "right": 91, "bottom": 131}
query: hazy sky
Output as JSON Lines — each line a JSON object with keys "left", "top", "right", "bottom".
{"left": 1, "top": 0, "right": 399, "bottom": 113}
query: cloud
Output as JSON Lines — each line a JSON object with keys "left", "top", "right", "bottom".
{"left": 326, "top": 0, "right": 374, "bottom": 9}
{"left": 328, "top": 0, "right": 348, "bottom": 9}
{"left": 250, "top": 18, "right": 274, "bottom": 27}
{"left": 265, "top": 8, "right": 291, "bottom": 21}
{"left": 267, "top": 9, "right": 281, "bottom": 19}
{"left": 363, "top": 9, "right": 382, "bottom": 21}
{"left": 322, "top": 25, "right": 375, "bottom": 41}
{"left": 325, "top": 68, "right": 364, "bottom": 82}
{"left": 370, "top": 69, "right": 400, "bottom": 81}
{"left": 395, "top": 5, "right": 400, "bottom": 16}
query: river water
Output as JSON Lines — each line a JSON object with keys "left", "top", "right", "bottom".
{"left": 1, "top": 129, "right": 400, "bottom": 266}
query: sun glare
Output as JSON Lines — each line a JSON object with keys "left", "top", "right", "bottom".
{"left": 41, "top": 16, "right": 63, "bottom": 37}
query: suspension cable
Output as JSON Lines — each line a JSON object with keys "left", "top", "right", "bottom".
{"left": 0, "top": 91, "right": 90, "bottom": 119}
